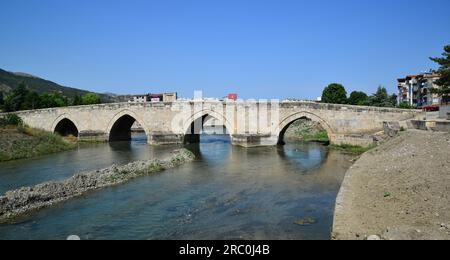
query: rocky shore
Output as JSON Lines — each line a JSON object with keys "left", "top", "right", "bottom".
{"left": 332, "top": 130, "right": 450, "bottom": 240}
{"left": 0, "top": 148, "right": 195, "bottom": 223}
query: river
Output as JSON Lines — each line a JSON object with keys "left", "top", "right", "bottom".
{"left": 0, "top": 134, "right": 353, "bottom": 240}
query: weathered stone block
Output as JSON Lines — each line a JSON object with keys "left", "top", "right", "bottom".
{"left": 383, "top": 122, "right": 400, "bottom": 137}
{"left": 11, "top": 101, "right": 424, "bottom": 148}
{"left": 78, "top": 131, "right": 108, "bottom": 142}
{"left": 148, "top": 132, "right": 184, "bottom": 145}
{"left": 232, "top": 134, "right": 278, "bottom": 147}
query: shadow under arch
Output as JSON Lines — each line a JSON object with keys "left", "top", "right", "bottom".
{"left": 107, "top": 111, "right": 149, "bottom": 142}
{"left": 183, "top": 112, "right": 232, "bottom": 144}
{"left": 53, "top": 118, "right": 79, "bottom": 137}
{"left": 276, "top": 111, "right": 334, "bottom": 145}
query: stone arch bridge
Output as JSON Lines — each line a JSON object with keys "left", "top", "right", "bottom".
{"left": 12, "top": 101, "right": 423, "bottom": 147}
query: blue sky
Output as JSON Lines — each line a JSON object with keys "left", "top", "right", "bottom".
{"left": 1, "top": 0, "right": 449, "bottom": 99}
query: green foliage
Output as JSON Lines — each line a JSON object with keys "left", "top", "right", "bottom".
{"left": 0, "top": 68, "right": 112, "bottom": 102}
{"left": 0, "top": 91, "right": 4, "bottom": 108}
{"left": 430, "top": 45, "right": 450, "bottom": 103}
{"left": 0, "top": 114, "right": 23, "bottom": 127}
{"left": 81, "top": 93, "right": 101, "bottom": 105}
{"left": 22, "top": 91, "right": 41, "bottom": 110}
{"left": 390, "top": 93, "right": 398, "bottom": 107}
{"left": 40, "top": 92, "right": 68, "bottom": 108}
{"left": 348, "top": 91, "right": 369, "bottom": 105}
{"left": 3, "top": 83, "right": 28, "bottom": 112}
{"left": 330, "top": 144, "right": 375, "bottom": 155}
{"left": 398, "top": 102, "right": 414, "bottom": 109}
{"left": 321, "top": 83, "right": 348, "bottom": 104}
{"left": 0, "top": 126, "right": 75, "bottom": 162}
{"left": 72, "top": 95, "right": 83, "bottom": 106}
{"left": 2, "top": 82, "right": 69, "bottom": 112}
{"left": 321, "top": 85, "right": 400, "bottom": 108}
{"left": 285, "top": 119, "right": 329, "bottom": 142}
{"left": 368, "top": 86, "right": 396, "bottom": 107}
{"left": 302, "top": 130, "right": 329, "bottom": 142}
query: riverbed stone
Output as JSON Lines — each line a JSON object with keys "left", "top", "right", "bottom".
{"left": 0, "top": 149, "right": 195, "bottom": 223}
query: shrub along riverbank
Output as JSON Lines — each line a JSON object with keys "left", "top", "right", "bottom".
{"left": 329, "top": 144, "right": 375, "bottom": 155}
{"left": 0, "top": 114, "right": 75, "bottom": 162}
{"left": 284, "top": 119, "right": 330, "bottom": 143}
{"left": 284, "top": 118, "right": 375, "bottom": 154}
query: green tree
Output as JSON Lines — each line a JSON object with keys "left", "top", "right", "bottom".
{"left": 321, "top": 83, "right": 347, "bottom": 104}
{"left": 81, "top": 93, "right": 101, "bottom": 105}
{"left": 0, "top": 113, "right": 22, "bottom": 127}
{"left": 430, "top": 45, "right": 450, "bottom": 103}
{"left": 0, "top": 92, "right": 4, "bottom": 110}
{"left": 72, "top": 95, "right": 83, "bottom": 106}
{"left": 368, "top": 86, "right": 394, "bottom": 107}
{"left": 389, "top": 93, "right": 398, "bottom": 107}
{"left": 22, "top": 91, "right": 42, "bottom": 110}
{"left": 40, "top": 92, "right": 68, "bottom": 108}
{"left": 398, "top": 101, "right": 413, "bottom": 109}
{"left": 348, "top": 91, "right": 369, "bottom": 105}
{"left": 4, "top": 82, "right": 29, "bottom": 112}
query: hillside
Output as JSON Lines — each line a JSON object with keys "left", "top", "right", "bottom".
{"left": 0, "top": 68, "right": 117, "bottom": 102}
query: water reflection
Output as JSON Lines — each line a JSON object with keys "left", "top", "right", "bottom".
{"left": 0, "top": 134, "right": 353, "bottom": 240}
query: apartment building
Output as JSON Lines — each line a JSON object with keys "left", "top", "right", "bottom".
{"left": 397, "top": 73, "right": 441, "bottom": 107}
{"left": 126, "top": 92, "right": 178, "bottom": 103}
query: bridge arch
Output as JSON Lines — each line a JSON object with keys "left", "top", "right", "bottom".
{"left": 107, "top": 110, "right": 149, "bottom": 141}
{"left": 183, "top": 110, "right": 233, "bottom": 144}
{"left": 276, "top": 111, "right": 335, "bottom": 145}
{"left": 52, "top": 115, "right": 80, "bottom": 138}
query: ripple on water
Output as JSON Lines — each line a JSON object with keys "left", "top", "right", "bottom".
{"left": 0, "top": 134, "right": 353, "bottom": 240}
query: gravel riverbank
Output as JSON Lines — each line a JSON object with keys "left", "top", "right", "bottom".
{"left": 332, "top": 130, "right": 450, "bottom": 240}
{"left": 0, "top": 148, "right": 195, "bottom": 223}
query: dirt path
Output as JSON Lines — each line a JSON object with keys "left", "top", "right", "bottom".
{"left": 332, "top": 130, "right": 450, "bottom": 240}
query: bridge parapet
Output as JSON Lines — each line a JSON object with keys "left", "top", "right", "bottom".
{"left": 7, "top": 101, "right": 424, "bottom": 147}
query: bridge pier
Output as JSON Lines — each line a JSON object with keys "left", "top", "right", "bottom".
{"left": 230, "top": 133, "right": 375, "bottom": 148}
{"left": 12, "top": 101, "right": 423, "bottom": 149}
{"left": 146, "top": 132, "right": 376, "bottom": 148}
{"left": 331, "top": 133, "right": 375, "bottom": 147}
{"left": 184, "top": 134, "right": 200, "bottom": 144}
{"left": 147, "top": 132, "right": 184, "bottom": 145}
{"left": 231, "top": 134, "right": 278, "bottom": 148}
{"left": 78, "top": 131, "right": 108, "bottom": 142}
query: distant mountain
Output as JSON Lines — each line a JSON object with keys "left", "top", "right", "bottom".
{"left": 0, "top": 68, "right": 118, "bottom": 102}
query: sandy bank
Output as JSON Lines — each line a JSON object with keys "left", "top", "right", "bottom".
{"left": 332, "top": 130, "right": 450, "bottom": 240}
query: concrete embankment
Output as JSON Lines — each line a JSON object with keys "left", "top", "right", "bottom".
{"left": 332, "top": 130, "right": 450, "bottom": 240}
{"left": 0, "top": 148, "right": 195, "bottom": 223}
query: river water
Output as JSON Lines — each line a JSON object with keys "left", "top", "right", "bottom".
{"left": 0, "top": 134, "right": 353, "bottom": 240}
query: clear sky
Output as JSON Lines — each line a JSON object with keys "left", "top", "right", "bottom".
{"left": 1, "top": 0, "right": 449, "bottom": 99}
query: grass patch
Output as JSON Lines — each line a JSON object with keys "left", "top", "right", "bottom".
{"left": 285, "top": 120, "right": 330, "bottom": 143}
{"left": 0, "top": 125, "right": 76, "bottom": 162}
{"left": 0, "top": 114, "right": 22, "bottom": 127}
{"left": 330, "top": 144, "right": 375, "bottom": 155}
{"left": 148, "top": 161, "right": 165, "bottom": 172}
{"left": 302, "top": 130, "right": 330, "bottom": 142}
